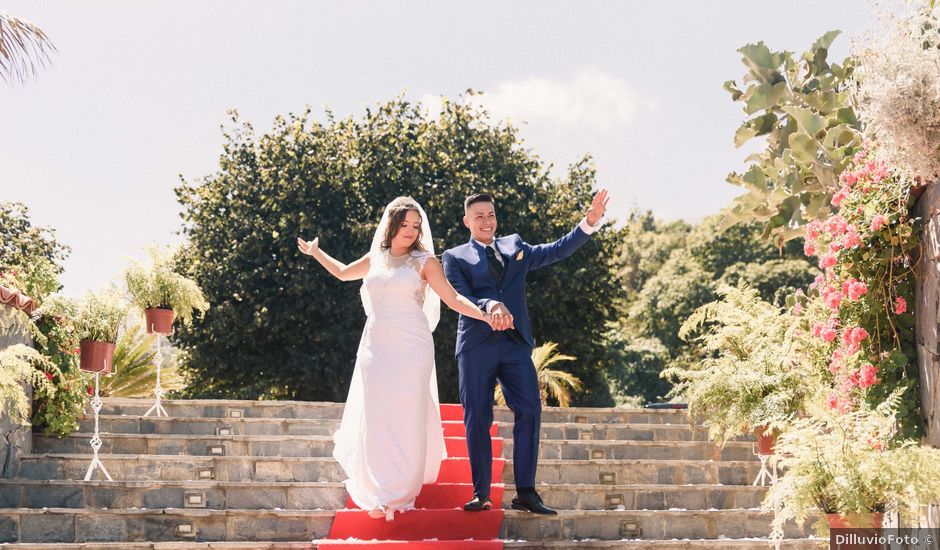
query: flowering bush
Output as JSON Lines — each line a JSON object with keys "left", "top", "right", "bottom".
{"left": 793, "top": 144, "right": 921, "bottom": 437}
{"left": 31, "top": 294, "right": 89, "bottom": 436}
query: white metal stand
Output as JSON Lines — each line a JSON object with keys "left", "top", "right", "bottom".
{"left": 143, "top": 332, "right": 168, "bottom": 417}
{"left": 752, "top": 452, "right": 778, "bottom": 486}
{"left": 83, "top": 371, "right": 112, "bottom": 481}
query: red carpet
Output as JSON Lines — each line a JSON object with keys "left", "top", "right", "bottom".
{"left": 318, "top": 542, "right": 501, "bottom": 549}
{"left": 321, "top": 404, "right": 504, "bottom": 549}
{"left": 443, "top": 421, "right": 498, "bottom": 438}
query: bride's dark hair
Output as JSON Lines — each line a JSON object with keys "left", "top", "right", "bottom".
{"left": 381, "top": 196, "right": 426, "bottom": 252}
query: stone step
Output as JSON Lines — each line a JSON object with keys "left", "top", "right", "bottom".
{"left": 504, "top": 459, "right": 763, "bottom": 486}
{"left": 0, "top": 479, "right": 769, "bottom": 511}
{"left": 0, "top": 540, "right": 828, "bottom": 549}
{"left": 76, "top": 416, "right": 718, "bottom": 442}
{"left": 15, "top": 454, "right": 764, "bottom": 486}
{"left": 0, "top": 508, "right": 814, "bottom": 543}
{"left": 93, "top": 398, "right": 690, "bottom": 425}
{"left": 35, "top": 433, "right": 757, "bottom": 461}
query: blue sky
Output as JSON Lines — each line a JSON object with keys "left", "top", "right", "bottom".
{"left": 0, "top": 1, "right": 872, "bottom": 296}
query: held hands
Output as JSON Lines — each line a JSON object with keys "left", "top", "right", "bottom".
{"left": 486, "top": 303, "right": 514, "bottom": 331}
{"left": 297, "top": 237, "right": 319, "bottom": 256}
{"left": 586, "top": 188, "right": 611, "bottom": 227}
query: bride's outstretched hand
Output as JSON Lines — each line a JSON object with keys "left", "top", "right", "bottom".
{"left": 297, "top": 237, "right": 319, "bottom": 256}
{"left": 483, "top": 313, "right": 501, "bottom": 331}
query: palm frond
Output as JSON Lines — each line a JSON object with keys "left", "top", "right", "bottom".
{"left": 0, "top": 11, "right": 56, "bottom": 84}
{"left": 494, "top": 341, "right": 582, "bottom": 408}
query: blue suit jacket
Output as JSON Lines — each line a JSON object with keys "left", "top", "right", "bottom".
{"left": 442, "top": 224, "right": 592, "bottom": 356}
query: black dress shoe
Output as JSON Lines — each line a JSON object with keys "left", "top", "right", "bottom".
{"left": 463, "top": 494, "right": 492, "bottom": 512}
{"left": 511, "top": 491, "right": 557, "bottom": 515}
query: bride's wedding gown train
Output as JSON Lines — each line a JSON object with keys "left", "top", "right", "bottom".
{"left": 332, "top": 249, "right": 446, "bottom": 520}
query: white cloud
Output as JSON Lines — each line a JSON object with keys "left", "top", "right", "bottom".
{"left": 482, "top": 68, "right": 639, "bottom": 132}
{"left": 421, "top": 68, "right": 641, "bottom": 134}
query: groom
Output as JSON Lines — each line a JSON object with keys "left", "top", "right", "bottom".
{"left": 442, "top": 189, "right": 610, "bottom": 514}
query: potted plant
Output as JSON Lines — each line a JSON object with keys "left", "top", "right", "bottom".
{"left": 73, "top": 290, "right": 127, "bottom": 374}
{"left": 124, "top": 245, "right": 209, "bottom": 335}
{"left": 764, "top": 391, "right": 940, "bottom": 541}
{"left": 662, "top": 284, "right": 817, "bottom": 451}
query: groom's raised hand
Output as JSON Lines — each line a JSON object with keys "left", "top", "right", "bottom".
{"left": 586, "top": 189, "right": 611, "bottom": 227}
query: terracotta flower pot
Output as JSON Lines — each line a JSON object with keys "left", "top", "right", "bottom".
{"left": 825, "top": 512, "right": 885, "bottom": 529}
{"left": 144, "top": 308, "right": 175, "bottom": 335}
{"left": 755, "top": 425, "right": 780, "bottom": 455}
{"left": 825, "top": 513, "right": 885, "bottom": 549}
{"left": 79, "top": 340, "right": 116, "bottom": 374}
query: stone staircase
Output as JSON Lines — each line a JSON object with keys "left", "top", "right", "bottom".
{"left": 0, "top": 399, "right": 824, "bottom": 549}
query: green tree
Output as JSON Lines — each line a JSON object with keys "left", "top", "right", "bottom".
{"left": 602, "top": 213, "right": 817, "bottom": 405}
{"left": 0, "top": 201, "right": 69, "bottom": 299}
{"left": 174, "top": 96, "right": 620, "bottom": 405}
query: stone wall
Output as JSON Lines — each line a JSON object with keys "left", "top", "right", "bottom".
{"left": 915, "top": 182, "right": 940, "bottom": 446}
{"left": 915, "top": 182, "right": 940, "bottom": 527}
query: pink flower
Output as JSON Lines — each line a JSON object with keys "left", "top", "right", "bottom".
{"left": 871, "top": 214, "right": 888, "bottom": 232}
{"left": 829, "top": 350, "right": 845, "bottom": 373}
{"left": 823, "top": 287, "right": 843, "bottom": 310}
{"left": 792, "top": 302, "right": 804, "bottom": 315}
{"left": 806, "top": 220, "right": 822, "bottom": 240}
{"left": 827, "top": 392, "right": 851, "bottom": 414}
{"left": 842, "top": 231, "right": 862, "bottom": 248}
{"left": 825, "top": 215, "right": 849, "bottom": 235}
{"left": 894, "top": 297, "right": 907, "bottom": 315}
{"left": 832, "top": 186, "right": 850, "bottom": 206}
{"left": 809, "top": 274, "right": 825, "bottom": 290}
{"left": 842, "top": 327, "right": 869, "bottom": 351}
{"left": 851, "top": 327, "right": 869, "bottom": 344}
{"left": 830, "top": 242, "right": 844, "bottom": 253}
{"left": 859, "top": 364, "right": 878, "bottom": 388}
{"left": 846, "top": 279, "right": 868, "bottom": 301}
{"left": 842, "top": 171, "right": 858, "bottom": 187}
{"left": 819, "top": 253, "right": 837, "bottom": 269}
{"left": 812, "top": 319, "right": 838, "bottom": 342}
{"left": 804, "top": 241, "right": 817, "bottom": 257}
{"left": 845, "top": 370, "right": 861, "bottom": 389}
{"left": 44, "top": 372, "right": 54, "bottom": 382}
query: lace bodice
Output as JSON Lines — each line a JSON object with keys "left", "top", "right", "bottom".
{"left": 360, "top": 249, "right": 433, "bottom": 321}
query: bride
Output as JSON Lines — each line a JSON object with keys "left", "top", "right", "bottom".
{"left": 297, "top": 196, "right": 497, "bottom": 521}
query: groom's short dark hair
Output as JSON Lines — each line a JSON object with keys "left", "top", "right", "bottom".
{"left": 464, "top": 193, "right": 494, "bottom": 212}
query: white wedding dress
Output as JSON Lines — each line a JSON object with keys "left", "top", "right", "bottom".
{"left": 332, "top": 223, "right": 446, "bottom": 520}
